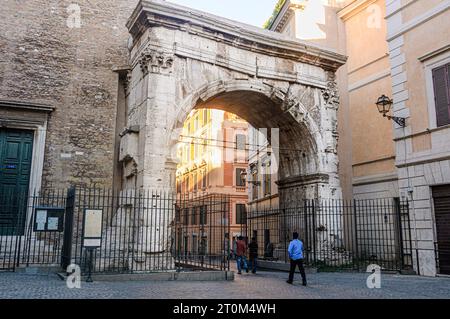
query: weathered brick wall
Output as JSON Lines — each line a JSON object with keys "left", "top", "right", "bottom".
{"left": 0, "top": 0, "right": 138, "bottom": 189}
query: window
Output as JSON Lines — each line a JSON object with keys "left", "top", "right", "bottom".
{"left": 183, "top": 208, "right": 189, "bottom": 225}
{"left": 203, "top": 109, "right": 209, "bottom": 123}
{"left": 199, "top": 206, "right": 207, "bottom": 225}
{"left": 186, "top": 175, "right": 190, "bottom": 192}
{"left": 193, "top": 171, "right": 198, "bottom": 191}
{"left": 190, "top": 142, "right": 195, "bottom": 161}
{"left": 191, "top": 207, "right": 198, "bottom": 225}
{"left": 235, "top": 168, "right": 246, "bottom": 187}
{"left": 201, "top": 169, "right": 207, "bottom": 188}
{"left": 235, "top": 134, "right": 246, "bottom": 150}
{"left": 199, "top": 236, "right": 207, "bottom": 256}
{"left": 192, "top": 235, "right": 198, "bottom": 254}
{"left": 263, "top": 161, "right": 271, "bottom": 196}
{"left": 194, "top": 115, "right": 199, "bottom": 132}
{"left": 176, "top": 179, "right": 181, "bottom": 193}
{"left": 252, "top": 128, "right": 258, "bottom": 148}
{"left": 252, "top": 170, "right": 258, "bottom": 201}
{"left": 432, "top": 63, "right": 450, "bottom": 127}
{"left": 236, "top": 204, "right": 247, "bottom": 225}
{"left": 175, "top": 208, "right": 181, "bottom": 223}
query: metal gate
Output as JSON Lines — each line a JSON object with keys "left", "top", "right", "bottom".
{"left": 1, "top": 188, "right": 231, "bottom": 274}
{"left": 245, "top": 198, "right": 414, "bottom": 272}
{"left": 0, "top": 189, "right": 27, "bottom": 270}
{"left": 0, "top": 189, "right": 69, "bottom": 271}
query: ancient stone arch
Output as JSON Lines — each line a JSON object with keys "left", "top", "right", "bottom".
{"left": 120, "top": 0, "right": 347, "bottom": 203}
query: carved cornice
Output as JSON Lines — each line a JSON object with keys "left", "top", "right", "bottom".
{"left": 127, "top": 0, "right": 347, "bottom": 72}
{"left": 0, "top": 99, "right": 54, "bottom": 113}
{"left": 269, "top": 0, "right": 308, "bottom": 33}
{"left": 130, "top": 40, "right": 328, "bottom": 89}
{"left": 276, "top": 173, "right": 330, "bottom": 189}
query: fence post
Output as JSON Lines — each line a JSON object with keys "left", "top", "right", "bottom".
{"left": 14, "top": 190, "right": 28, "bottom": 269}
{"left": 353, "top": 199, "right": 359, "bottom": 271}
{"left": 61, "top": 187, "right": 76, "bottom": 271}
{"left": 406, "top": 200, "right": 419, "bottom": 275}
{"left": 303, "top": 199, "right": 309, "bottom": 264}
{"left": 312, "top": 199, "right": 317, "bottom": 265}
{"left": 283, "top": 207, "right": 287, "bottom": 263}
{"left": 394, "top": 198, "right": 405, "bottom": 271}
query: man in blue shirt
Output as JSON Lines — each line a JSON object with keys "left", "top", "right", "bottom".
{"left": 286, "top": 232, "right": 307, "bottom": 286}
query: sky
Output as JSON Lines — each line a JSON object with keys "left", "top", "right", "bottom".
{"left": 166, "top": 0, "right": 279, "bottom": 27}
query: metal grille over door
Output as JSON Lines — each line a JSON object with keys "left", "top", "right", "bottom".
{"left": 432, "top": 185, "right": 450, "bottom": 275}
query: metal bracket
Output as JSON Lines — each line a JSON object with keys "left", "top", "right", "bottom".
{"left": 387, "top": 116, "right": 406, "bottom": 127}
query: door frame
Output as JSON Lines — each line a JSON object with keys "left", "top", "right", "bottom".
{"left": 0, "top": 100, "right": 53, "bottom": 228}
{"left": 431, "top": 184, "right": 450, "bottom": 275}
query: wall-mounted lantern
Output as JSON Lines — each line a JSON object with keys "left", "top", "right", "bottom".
{"left": 375, "top": 95, "right": 406, "bottom": 127}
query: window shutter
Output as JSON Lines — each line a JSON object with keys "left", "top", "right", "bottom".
{"left": 432, "top": 64, "right": 450, "bottom": 127}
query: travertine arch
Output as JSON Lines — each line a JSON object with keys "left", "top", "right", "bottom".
{"left": 122, "top": 0, "right": 347, "bottom": 201}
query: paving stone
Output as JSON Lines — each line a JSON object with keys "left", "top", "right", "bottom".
{"left": 0, "top": 271, "right": 449, "bottom": 299}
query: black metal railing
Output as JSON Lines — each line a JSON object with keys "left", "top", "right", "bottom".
{"left": 1, "top": 188, "right": 414, "bottom": 274}
{"left": 244, "top": 198, "right": 414, "bottom": 272}
{"left": 70, "top": 189, "right": 231, "bottom": 274}
{"left": 0, "top": 187, "right": 231, "bottom": 274}
{"left": 173, "top": 193, "right": 231, "bottom": 271}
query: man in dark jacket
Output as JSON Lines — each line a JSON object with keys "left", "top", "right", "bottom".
{"left": 248, "top": 237, "right": 258, "bottom": 274}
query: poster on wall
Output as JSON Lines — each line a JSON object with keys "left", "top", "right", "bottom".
{"left": 33, "top": 207, "right": 64, "bottom": 232}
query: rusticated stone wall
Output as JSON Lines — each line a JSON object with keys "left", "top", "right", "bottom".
{"left": 0, "top": 0, "right": 138, "bottom": 189}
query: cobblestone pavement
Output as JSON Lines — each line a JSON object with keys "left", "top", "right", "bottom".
{"left": 0, "top": 270, "right": 449, "bottom": 299}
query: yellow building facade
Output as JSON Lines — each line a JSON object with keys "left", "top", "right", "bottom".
{"left": 176, "top": 109, "right": 249, "bottom": 240}
{"left": 265, "top": 0, "right": 450, "bottom": 276}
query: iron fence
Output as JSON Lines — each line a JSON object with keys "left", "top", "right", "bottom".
{"left": 0, "top": 188, "right": 231, "bottom": 274}
{"left": 0, "top": 188, "right": 67, "bottom": 270}
{"left": 173, "top": 193, "right": 231, "bottom": 271}
{"left": 1, "top": 187, "right": 414, "bottom": 274}
{"left": 244, "top": 198, "right": 414, "bottom": 272}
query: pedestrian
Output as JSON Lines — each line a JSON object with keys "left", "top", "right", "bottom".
{"left": 235, "top": 236, "right": 249, "bottom": 274}
{"left": 248, "top": 237, "right": 258, "bottom": 274}
{"left": 286, "top": 232, "right": 307, "bottom": 286}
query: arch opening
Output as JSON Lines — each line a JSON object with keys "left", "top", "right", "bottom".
{"left": 171, "top": 88, "right": 322, "bottom": 203}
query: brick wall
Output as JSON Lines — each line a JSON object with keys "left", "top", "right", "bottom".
{"left": 0, "top": 0, "right": 138, "bottom": 189}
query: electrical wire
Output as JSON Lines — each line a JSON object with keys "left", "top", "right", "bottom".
{"left": 177, "top": 134, "right": 307, "bottom": 154}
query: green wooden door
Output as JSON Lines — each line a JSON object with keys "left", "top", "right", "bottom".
{"left": 0, "top": 129, "right": 34, "bottom": 235}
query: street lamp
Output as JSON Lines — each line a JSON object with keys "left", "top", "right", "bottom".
{"left": 240, "top": 170, "right": 260, "bottom": 186}
{"left": 375, "top": 94, "right": 406, "bottom": 127}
